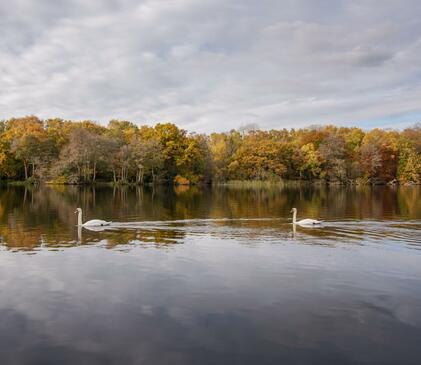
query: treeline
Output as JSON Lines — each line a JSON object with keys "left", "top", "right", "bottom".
{"left": 0, "top": 116, "right": 420, "bottom": 185}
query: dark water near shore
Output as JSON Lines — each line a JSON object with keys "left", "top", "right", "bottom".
{"left": 0, "top": 185, "right": 421, "bottom": 364}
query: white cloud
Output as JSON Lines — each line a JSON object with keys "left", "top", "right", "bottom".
{"left": 0, "top": 0, "right": 420, "bottom": 132}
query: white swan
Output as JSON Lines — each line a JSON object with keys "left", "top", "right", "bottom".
{"left": 290, "top": 208, "right": 322, "bottom": 226}
{"left": 74, "top": 208, "right": 111, "bottom": 227}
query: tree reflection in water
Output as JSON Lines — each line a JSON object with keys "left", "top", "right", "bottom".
{"left": 0, "top": 185, "right": 420, "bottom": 251}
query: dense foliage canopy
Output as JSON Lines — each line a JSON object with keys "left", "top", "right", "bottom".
{"left": 0, "top": 116, "right": 420, "bottom": 185}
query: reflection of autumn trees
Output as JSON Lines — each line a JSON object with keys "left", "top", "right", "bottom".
{"left": 397, "top": 187, "right": 421, "bottom": 218}
{"left": 0, "top": 185, "right": 420, "bottom": 251}
{"left": 209, "top": 186, "right": 288, "bottom": 219}
{"left": 0, "top": 224, "right": 43, "bottom": 251}
{"left": 99, "top": 229, "right": 184, "bottom": 249}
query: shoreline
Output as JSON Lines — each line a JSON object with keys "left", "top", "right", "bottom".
{"left": 1, "top": 179, "right": 419, "bottom": 187}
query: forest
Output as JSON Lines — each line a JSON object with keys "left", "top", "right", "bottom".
{"left": 0, "top": 116, "right": 420, "bottom": 185}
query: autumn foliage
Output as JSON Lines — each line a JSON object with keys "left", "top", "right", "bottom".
{"left": 0, "top": 116, "right": 420, "bottom": 185}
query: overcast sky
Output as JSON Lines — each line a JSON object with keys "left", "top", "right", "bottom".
{"left": 1, "top": 0, "right": 421, "bottom": 132}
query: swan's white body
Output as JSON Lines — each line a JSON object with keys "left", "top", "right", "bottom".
{"left": 75, "top": 208, "right": 111, "bottom": 227}
{"left": 291, "top": 208, "right": 322, "bottom": 226}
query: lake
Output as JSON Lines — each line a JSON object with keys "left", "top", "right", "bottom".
{"left": 0, "top": 185, "right": 420, "bottom": 364}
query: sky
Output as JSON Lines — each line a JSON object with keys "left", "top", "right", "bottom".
{"left": 1, "top": 0, "right": 421, "bottom": 133}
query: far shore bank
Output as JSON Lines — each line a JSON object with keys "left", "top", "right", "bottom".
{"left": 1, "top": 179, "right": 419, "bottom": 188}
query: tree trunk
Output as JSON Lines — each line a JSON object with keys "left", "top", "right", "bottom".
{"left": 86, "top": 161, "right": 90, "bottom": 182}
{"left": 24, "top": 161, "right": 28, "bottom": 180}
{"left": 123, "top": 165, "right": 128, "bottom": 182}
{"left": 137, "top": 165, "right": 144, "bottom": 184}
{"left": 93, "top": 161, "right": 97, "bottom": 182}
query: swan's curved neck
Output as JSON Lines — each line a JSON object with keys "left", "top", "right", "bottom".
{"left": 292, "top": 210, "right": 297, "bottom": 224}
{"left": 77, "top": 210, "right": 83, "bottom": 226}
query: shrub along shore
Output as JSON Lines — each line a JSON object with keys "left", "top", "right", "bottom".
{"left": 0, "top": 116, "right": 420, "bottom": 186}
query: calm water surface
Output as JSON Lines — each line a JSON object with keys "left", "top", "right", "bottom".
{"left": 0, "top": 185, "right": 421, "bottom": 364}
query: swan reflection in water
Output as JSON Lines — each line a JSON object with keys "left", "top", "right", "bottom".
{"left": 289, "top": 222, "right": 324, "bottom": 239}
{"left": 77, "top": 224, "right": 113, "bottom": 244}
